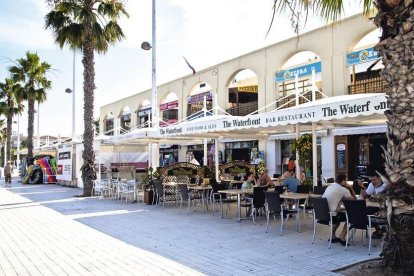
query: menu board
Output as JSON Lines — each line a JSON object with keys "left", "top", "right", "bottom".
{"left": 336, "top": 143, "right": 346, "bottom": 170}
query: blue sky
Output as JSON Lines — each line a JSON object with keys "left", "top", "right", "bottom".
{"left": 0, "top": 0, "right": 361, "bottom": 137}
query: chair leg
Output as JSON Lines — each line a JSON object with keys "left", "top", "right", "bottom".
{"left": 345, "top": 223, "right": 349, "bottom": 251}
{"left": 179, "top": 198, "right": 183, "bottom": 213}
{"left": 280, "top": 211, "right": 284, "bottom": 236}
{"left": 329, "top": 222, "right": 333, "bottom": 249}
{"left": 368, "top": 227, "right": 372, "bottom": 255}
{"left": 265, "top": 211, "right": 270, "bottom": 233}
{"left": 187, "top": 198, "right": 191, "bottom": 213}
{"left": 312, "top": 216, "right": 316, "bottom": 244}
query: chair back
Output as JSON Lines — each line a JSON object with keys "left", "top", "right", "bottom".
{"left": 310, "top": 197, "right": 331, "bottom": 223}
{"left": 273, "top": 186, "right": 284, "bottom": 194}
{"left": 296, "top": 185, "right": 310, "bottom": 193}
{"left": 233, "top": 182, "right": 243, "bottom": 189}
{"left": 209, "top": 178, "right": 218, "bottom": 185}
{"left": 153, "top": 179, "right": 164, "bottom": 195}
{"left": 253, "top": 186, "right": 267, "bottom": 208}
{"left": 313, "top": 186, "right": 327, "bottom": 195}
{"left": 211, "top": 183, "right": 227, "bottom": 200}
{"left": 233, "top": 176, "right": 241, "bottom": 181}
{"left": 220, "top": 180, "right": 231, "bottom": 189}
{"left": 342, "top": 199, "right": 369, "bottom": 229}
{"left": 264, "top": 191, "right": 282, "bottom": 213}
{"left": 190, "top": 177, "right": 197, "bottom": 184}
{"left": 177, "top": 184, "right": 190, "bottom": 201}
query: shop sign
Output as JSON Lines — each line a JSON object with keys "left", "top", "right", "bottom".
{"left": 160, "top": 100, "right": 179, "bottom": 111}
{"left": 222, "top": 118, "right": 261, "bottom": 129}
{"left": 275, "top": 61, "right": 321, "bottom": 83}
{"left": 237, "top": 86, "right": 258, "bottom": 93}
{"left": 187, "top": 91, "right": 212, "bottom": 104}
{"left": 346, "top": 47, "right": 380, "bottom": 66}
{"left": 138, "top": 108, "right": 151, "bottom": 117}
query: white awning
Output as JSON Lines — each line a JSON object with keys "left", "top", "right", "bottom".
{"left": 332, "top": 125, "right": 387, "bottom": 136}
{"left": 269, "top": 130, "right": 328, "bottom": 140}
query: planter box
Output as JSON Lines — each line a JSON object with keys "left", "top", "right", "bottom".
{"left": 144, "top": 190, "right": 154, "bottom": 205}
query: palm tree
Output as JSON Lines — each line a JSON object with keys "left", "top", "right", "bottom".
{"left": 45, "top": 0, "right": 128, "bottom": 196}
{"left": 9, "top": 52, "right": 52, "bottom": 166}
{"left": 0, "top": 119, "right": 7, "bottom": 166}
{"left": 270, "top": 0, "right": 414, "bottom": 271}
{"left": 0, "top": 78, "right": 25, "bottom": 163}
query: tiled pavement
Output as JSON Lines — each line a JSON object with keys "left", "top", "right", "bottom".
{"left": 0, "top": 180, "right": 381, "bottom": 275}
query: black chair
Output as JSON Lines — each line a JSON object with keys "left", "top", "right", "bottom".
{"left": 211, "top": 183, "right": 236, "bottom": 217}
{"left": 296, "top": 185, "right": 312, "bottom": 220}
{"left": 232, "top": 182, "right": 243, "bottom": 189}
{"left": 190, "top": 177, "right": 198, "bottom": 184}
{"left": 313, "top": 186, "right": 327, "bottom": 195}
{"left": 273, "top": 174, "right": 281, "bottom": 179}
{"left": 233, "top": 176, "right": 241, "bottom": 181}
{"left": 342, "top": 199, "right": 388, "bottom": 254}
{"left": 309, "top": 197, "right": 342, "bottom": 248}
{"left": 251, "top": 186, "right": 268, "bottom": 224}
{"left": 153, "top": 179, "right": 174, "bottom": 206}
{"left": 177, "top": 184, "right": 196, "bottom": 213}
{"left": 263, "top": 191, "right": 296, "bottom": 235}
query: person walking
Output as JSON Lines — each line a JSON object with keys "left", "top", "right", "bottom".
{"left": 4, "top": 161, "right": 13, "bottom": 187}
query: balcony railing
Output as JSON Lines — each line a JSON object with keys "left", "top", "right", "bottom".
{"left": 348, "top": 78, "right": 386, "bottom": 94}
{"left": 226, "top": 101, "right": 258, "bottom": 116}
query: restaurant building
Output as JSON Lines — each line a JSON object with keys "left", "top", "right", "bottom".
{"left": 100, "top": 13, "right": 386, "bottom": 182}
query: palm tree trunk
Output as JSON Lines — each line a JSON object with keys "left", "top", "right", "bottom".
{"left": 27, "top": 98, "right": 35, "bottom": 165}
{"left": 374, "top": 1, "right": 414, "bottom": 272}
{"left": 81, "top": 37, "right": 96, "bottom": 197}
{"left": 6, "top": 110, "right": 12, "bottom": 163}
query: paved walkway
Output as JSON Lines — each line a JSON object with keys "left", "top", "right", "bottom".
{"left": 0, "top": 180, "right": 381, "bottom": 275}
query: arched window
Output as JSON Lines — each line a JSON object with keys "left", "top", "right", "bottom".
{"left": 160, "top": 92, "right": 179, "bottom": 126}
{"left": 227, "top": 69, "right": 258, "bottom": 116}
{"left": 104, "top": 112, "right": 114, "bottom": 135}
{"left": 187, "top": 82, "right": 213, "bottom": 120}
{"left": 137, "top": 99, "right": 151, "bottom": 128}
{"left": 120, "top": 106, "right": 131, "bottom": 132}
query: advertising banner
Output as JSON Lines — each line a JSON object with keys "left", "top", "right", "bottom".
{"left": 56, "top": 144, "right": 72, "bottom": 182}
{"left": 346, "top": 47, "right": 380, "bottom": 66}
{"left": 275, "top": 61, "right": 321, "bottom": 83}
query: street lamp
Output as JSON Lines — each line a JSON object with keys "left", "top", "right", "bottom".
{"left": 13, "top": 117, "right": 20, "bottom": 169}
{"left": 65, "top": 87, "right": 75, "bottom": 139}
{"left": 142, "top": 0, "right": 159, "bottom": 170}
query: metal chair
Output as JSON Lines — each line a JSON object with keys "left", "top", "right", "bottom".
{"left": 309, "top": 197, "right": 339, "bottom": 249}
{"left": 263, "top": 191, "right": 296, "bottom": 235}
{"left": 177, "top": 184, "right": 195, "bottom": 213}
{"left": 342, "top": 199, "right": 388, "bottom": 254}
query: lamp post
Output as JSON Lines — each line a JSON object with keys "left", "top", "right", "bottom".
{"left": 142, "top": 0, "right": 159, "bottom": 170}
{"left": 13, "top": 117, "right": 20, "bottom": 169}
{"left": 65, "top": 51, "right": 76, "bottom": 140}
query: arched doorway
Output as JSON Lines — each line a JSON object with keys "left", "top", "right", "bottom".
{"left": 227, "top": 69, "right": 258, "bottom": 116}
{"left": 186, "top": 82, "right": 213, "bottom": 120}
{"left": 137, "top": 99, "right": 151, "bottom": 128}
{"left": 104, "top": 112, "right": 114, "bottom": 135}
{"left": 276, "top": 51, "right": 322, "bottom": 109}
{"left": 119, "top": 106, "right": 131, "bottom": 133}
{"left": 347, "top": 29, "right": 383, "bottom": 94}
{"left": 160, "top": 92, "right": 179, "bottom": 127}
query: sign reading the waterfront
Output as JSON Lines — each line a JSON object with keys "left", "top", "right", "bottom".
{"left": 275, "top": 61, "right": 321, "bottom": 83}
{"left": 346, "top": 47, "right": 380, "bottom": 66}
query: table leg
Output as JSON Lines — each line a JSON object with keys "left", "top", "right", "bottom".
{"left": 237, "top": 194, "right": 241, "bottom": 222}
{"left": 201, "top": 191, "right": 205, "bottom": 212}
{"left": 296, "top": 199, "right": 301, "bottom": 232}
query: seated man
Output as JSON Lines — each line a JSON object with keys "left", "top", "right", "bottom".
{"left": 283, "top": 172, "right": 300, "bottom": 193}
{"left": 357, "top": 172, "right": 387, "bottom": 199}
{"left": 357, "top": 172, "right": 387, "bottom": 238}
{"left": 322, "top": 174, "right": 356, "bottom": 245}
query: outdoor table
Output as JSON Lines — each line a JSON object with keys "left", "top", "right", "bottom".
{"left": 218, "top": 189, "right": 253, "bottom": 222}
{"left": 280, "top": 192, "right": 310, "bottom": 232}
{"left": 188, "top": 185, "right": 212, "bottom": 211}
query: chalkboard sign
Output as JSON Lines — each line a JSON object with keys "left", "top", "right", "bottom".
{"left": 336, "top": 143, "right": 346, "bottom": 170}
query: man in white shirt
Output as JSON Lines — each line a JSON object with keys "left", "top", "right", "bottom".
{"left": 322, "top": 174, "right": 356, "bottom": 245}
{"left": 357, "top": 173, "right": 386, "bottom": 199}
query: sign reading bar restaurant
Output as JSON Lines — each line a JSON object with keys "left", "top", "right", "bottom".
{"left": 158, "top": 94, "right": 388, "bottom": 136}
{"left": 346, "top": 47, "right": 380, "bottom": 66}
{"left": 275, "top": 61, "right": 321, "bottom": 83}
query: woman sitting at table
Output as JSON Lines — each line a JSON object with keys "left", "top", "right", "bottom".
{"left": 258, "top": 169, "right": 272, "bottom": 187}
{"left": 241, "top": 172, "right": 257, "bottom": 190}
